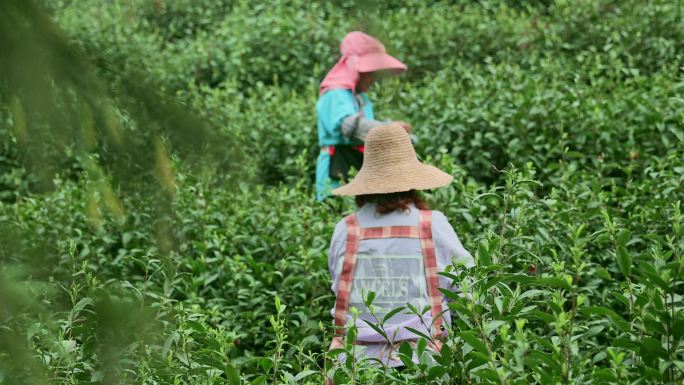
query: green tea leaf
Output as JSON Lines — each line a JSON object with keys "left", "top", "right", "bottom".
{"left": 382, "top": 306, "right": 406, "bottom": 323}
{"left": 616, "top": 229, "right": 632, "bottom": 246}
{"left": 477, "top": 242, "right": 491, "bottom": 266}
{"left": 616, "top": 245, "right": 632, "bottom": 277}
{"left": 428, "top": 365, "right": 447, "bottom": 380}
{"left": 398, "top": 342, "right": 414, "bottom": 368}
{"left": 362, "top": 320, "right": 388, "bottom": 341}
{"left": 406, "top": 327, "right": 432, "bottom": 341}
{"left": 225, "top": 364, "right": 240, "bottom": 385}
{"left": 456, "top": 331, "right": 489, "bottom": 355}
{"left": 293, "top": 370, "right": 319, "bottom": 382}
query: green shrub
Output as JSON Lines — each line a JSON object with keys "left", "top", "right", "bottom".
{"left": 2, "top": 0, "right": 684, "bottom": 384}
{"left": 49, "top": 0, "right": 684, "bottom": 91}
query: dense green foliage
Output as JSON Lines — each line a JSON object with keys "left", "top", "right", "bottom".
{"left": 1, "top": 0, "right": 683, "bottom": 384}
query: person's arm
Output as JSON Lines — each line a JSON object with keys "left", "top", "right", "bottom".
{"left": 320, "top": 90, "right": 411, "bottom": 142}
{"left": 340, "top": 113, "right": 390, "bottom": 141}
{"left": 432, "top": 211, "right": 475, "bottom": 296}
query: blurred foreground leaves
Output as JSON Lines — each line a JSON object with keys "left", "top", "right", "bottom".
{"left": 1, "top": 1, "right": 244, "bottom": 383}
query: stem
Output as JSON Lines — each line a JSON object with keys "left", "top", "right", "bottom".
{"left": 610, "top": 232, "right": 638, "bottom": 366}
{"left": 497, "top": 191, "right": 509, "bottom": 259}
{"left": 470, "top": 284, "right": 505, "bottom": 385}
{"left": 665, "top": 287, "right": 672, "bottom": 383}
{"left": 625, "top": 277, "right": 634, "bottom": 322}
{"left": 181, "top": 329, "right": 192, "bottom": 372}
{"left": 474, "top": 312, "right": 505, "bottom": 385}
{"left": 351, "top": 338, "right": 357, "bottom": 385}
{"left": 457, "top": 347, "right": 468, "bottom": 384}
{"left": 672, "top": 211, "right": 681, "bottom": 383}
{"left": 416, "top": 314, "right": 436, "bottom": 347}
{"left": 563, "top": 269, "right": 581, "bottom": 385}
{"left": 323, "top": 331, "right": 328, "bottom": 385}
{"left": 272, "top": 346, "right": 280, "bottom": 385}
{"left": 366, "top": 302, "right": 405, "bottom": 384}
{"left": 621, "top": 255, "right": 638, "bottom": 366}
{"left": 272, "top": 317, "right": 283, "bottom": 385}
{"left": 140, "top": 259, "right": 149, "bottom": 311}
{"left": 668, "top": 253, "right": 680, "bottom": 382}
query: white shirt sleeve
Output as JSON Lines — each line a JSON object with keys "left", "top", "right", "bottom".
{"left": 432, "top": 211, "right": 474, "bottom": 267}
{"left": 431, "top": 211, "right": 474, "bottom": 294}
{"left": 327, "top": 219, "right": 348, "bottom": 294}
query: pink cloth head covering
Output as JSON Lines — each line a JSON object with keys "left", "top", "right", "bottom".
{"left": 319, "top": 31, "right": 406, "bottom": 95}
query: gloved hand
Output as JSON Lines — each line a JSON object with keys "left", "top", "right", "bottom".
{"left": 393, "top": 120, "right": 412, "bottom": 133}
{"left": 410, "top": 134, "right": 419, "bottom": 145}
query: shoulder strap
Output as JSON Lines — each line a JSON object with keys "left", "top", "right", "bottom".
{"left": 331, "top": 214, "right": 361, "bottom": 342}
{"left": 418, "top": 210, "right": 444, "bottom": 351}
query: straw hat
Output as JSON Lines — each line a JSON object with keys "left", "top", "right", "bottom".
{"left": 332, "top": 124, "right": 453, "bottom": 196}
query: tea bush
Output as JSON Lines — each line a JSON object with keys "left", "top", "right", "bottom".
{"left": 1, "top": 0, "right": 683, "bottom": 384}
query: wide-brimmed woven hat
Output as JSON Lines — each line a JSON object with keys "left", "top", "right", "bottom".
{"left": 332, "top": 124, "right": 453, "bottom": 196}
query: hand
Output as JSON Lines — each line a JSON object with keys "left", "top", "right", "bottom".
{"left": 393, "top": 120, "right": 412, "bottom": 133}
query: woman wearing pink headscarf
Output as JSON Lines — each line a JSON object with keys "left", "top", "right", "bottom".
{"left": 316, "top": 31, "right": 410, "bottom": 201}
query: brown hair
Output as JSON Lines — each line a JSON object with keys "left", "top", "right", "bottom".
{"left": 355, "top": 190, "right": 430, "bottom": 214}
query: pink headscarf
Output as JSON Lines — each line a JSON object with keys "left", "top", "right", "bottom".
{"left": 319, "top": 31, "right": 407, "bottom": 95}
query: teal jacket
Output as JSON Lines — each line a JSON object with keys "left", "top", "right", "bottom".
{"left": 315, "top": 89, "right": 374, "bottom": 201}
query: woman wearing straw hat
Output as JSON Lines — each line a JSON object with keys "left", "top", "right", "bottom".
{"left": 316, "top": 31, "right": 411, "bottom": 201}
{"left": 326, "top": 124, "right": 475, "bottom": 369}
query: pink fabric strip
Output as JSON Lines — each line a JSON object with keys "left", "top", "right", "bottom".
{"left": 419, "top": 210, "right": 444, "bottom": 352}
{"left": 333, "top": 214, "right": 361, "bottom": 337}
{"left": 361, "top": 225, "right": 420, "bottom": 239}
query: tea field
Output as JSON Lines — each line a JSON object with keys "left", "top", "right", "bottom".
{"left": 0, "top": 1, "right": 683, "bottom": 384}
